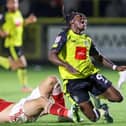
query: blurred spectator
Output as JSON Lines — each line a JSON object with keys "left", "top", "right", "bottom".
{"left": 51, "top": 0, "right": 62, "bottom": 8}
{"left": 0, "top": 0, "right": 5, "bottom": 5}
{"left": 63, "top": 0, "right": 93, "bottom": 17}
{"left": 63, "top": 0, "right": 80, "bottom": 14}
{"left": 30, "top": 0, "right": 62, "bottom": 17}
{"left": 19, "top": 0, "right": 30, "bottom": 17}
{"left": 78, "top": 0, "right": 93, "bottom": 17}
{"left": 105, "top": 0, "right": 126, "bottom": 17}
{"left": 0, "top": 0, "right": 6, "bottom": 24}
{"left": 99, "top": 0, "right": 110, "bottom": 17}
{"left": 119, "top": 0, "right": 126, "bottom": 16}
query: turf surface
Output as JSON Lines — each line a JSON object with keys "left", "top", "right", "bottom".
{"left": 0, "top": 66, "right": 126, "bottom": 126}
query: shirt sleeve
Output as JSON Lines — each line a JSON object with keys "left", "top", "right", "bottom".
{"left": 51, "top": 31, "right": 67, "bottom": 53}
{"left": 90, "top": 42, "right": 100, "bottom": 56}
{"left": 2, "top": 14, "right": 12, "bottom": 33}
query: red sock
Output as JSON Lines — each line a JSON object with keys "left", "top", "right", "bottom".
{"left": 52, "top": 92, "right": 65, "bottom": 107}
{"left": 49, "top": 103, "right": 68, "bottom": 117}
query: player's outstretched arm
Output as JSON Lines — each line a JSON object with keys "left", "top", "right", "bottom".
{"left": 24, "top": 14, "right": 37, "bottom": 25}
{"left": 49, "top": 50, "right": 78, "bottom": 74}
{"left": 0, "top": 29, "right": 9, "bottom": 38}
{"left": 116, "top": 66, "right": 126, "bottom": 71}
{"left": 93, "top": 53, "right": 126, "bottom": 71}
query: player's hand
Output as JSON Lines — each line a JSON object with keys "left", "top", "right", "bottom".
{"left": 116, "top": 66, "right": 126, "bottom": 71}
{"left": 28, "top": 14, "right": 37, "bottom": 23}
{"left": 0, "top": 30, "right": 9, "bottom": 38}
{"left": 24, "top": 14, "right": 37, "bottom": 25}
{"left": 64, "top": 63, "right": 79, "bottom": 74}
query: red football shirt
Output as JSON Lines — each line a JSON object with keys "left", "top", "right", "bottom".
{"left": 0, "top": 99, "right": 14, "bottom": 112}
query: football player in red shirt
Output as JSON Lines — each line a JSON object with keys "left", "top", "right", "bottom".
{"left": 0, "top": 76, "right": 78, "bottom": 123}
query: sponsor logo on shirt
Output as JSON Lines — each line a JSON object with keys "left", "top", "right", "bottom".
{"left": 15, "top": 19, "right": 22, "bottom": 27}
{"left": 75, "top": 46, "right": 87, "bottom": 60}
{"left": 54, "top": 36, "right": 61, "bottom": 43}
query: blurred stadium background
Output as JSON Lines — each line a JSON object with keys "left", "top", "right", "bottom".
{"left": 0, "top": 0, "right": 126, "bottom": 126}
{"left": 0, "top": 0, "right": 126, "bottom": 65}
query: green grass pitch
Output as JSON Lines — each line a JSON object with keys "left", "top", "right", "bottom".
{"left": 0, "top": 66, "right": 126, "bottom": 126}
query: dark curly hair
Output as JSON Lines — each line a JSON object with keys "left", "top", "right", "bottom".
{"left": 62, "top": 8, "right": 86, "bottom": 32}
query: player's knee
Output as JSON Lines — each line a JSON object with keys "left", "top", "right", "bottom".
{"left": 47, "top": 76, "right": 59, "bottom": 86}
{"left": 109, "top": 95, "right": 123, "bottom": 102}
{"left": 117, "top": 95, "right": 123, "bottom": 102}
{"left": 40, "top": 96, "right": 53, "bottom": 115}
{"left": 81, "top": 106, "right": 100, "bottom": 122}
{"left": 114, "top": 91, "right": 123, "bottom": 102}
{"left": 39, "top": 96, "right": 48, "bottom": 107}
{"left": 49, "top": 76, "right": 62, "bottom": 91}
{"left": 90, "top": 108, "right": 100, "bottom": 122}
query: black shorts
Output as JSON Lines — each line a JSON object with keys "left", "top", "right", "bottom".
{"left": 5, "top": 47, "right": 24, "bottom": 59}
{"left": 66, "top": 73, "right": 112, "bottom": 104}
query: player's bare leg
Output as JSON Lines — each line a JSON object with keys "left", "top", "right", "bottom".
{"left": 10, "top": 55, "right": 32, "bottom": 93}
{"left": 0, "top": 104, "right": 15, "bottom": 123}
{"left": 0, "top": 97, "right": 74, "bottom": 123}
{"left": 91, "top": 95, "right": 113, "bottom": 123}
{"left": 0, "top": 76, "right": 76, "bottom": 123}
{"left": 38, "top": 76, "right": 76, "bottom": 122}
{"left": 9, "top": 58, "right": 24, "bottom": 70}
{"left": 101, "top": 86, "right": 123, "bottom": 102}
{"left": 79, "top": 101, "right": 100, "bottom": 122}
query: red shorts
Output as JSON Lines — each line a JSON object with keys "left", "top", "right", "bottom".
{"left": 0, "top": 99, "right": 14, "bottom": 112}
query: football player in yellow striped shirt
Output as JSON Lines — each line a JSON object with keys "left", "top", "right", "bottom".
{"left": 49, "top": 11, "right": 126, "bottom": 123}
{"left": 0, "top": 0, "right": 37, "bottom": 92}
